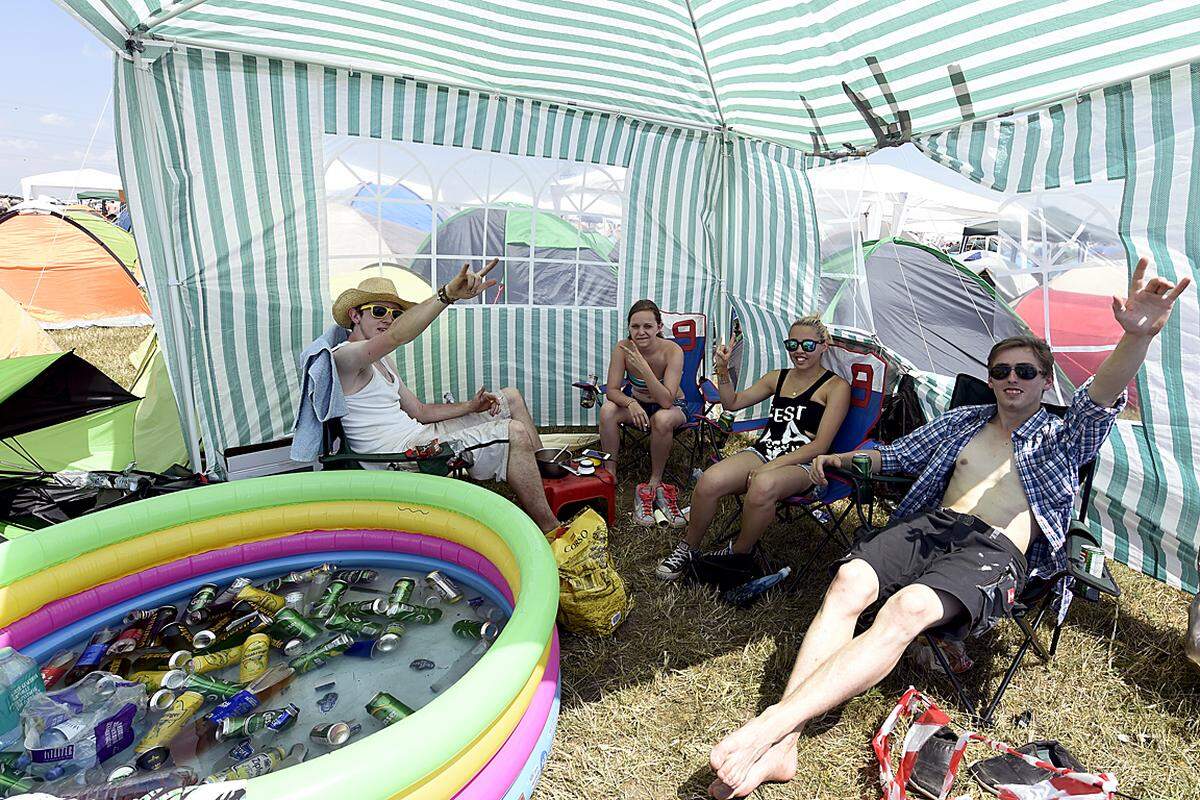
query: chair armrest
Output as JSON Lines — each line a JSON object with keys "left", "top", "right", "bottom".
{"left": 826, "top": 465, "right": 916, "bottom": 493}
{"left": 1066, "top": 528, "right": 1121, "bottom": 599}
{"left": 699, "top": 378, "right": 720, "bottom": 404}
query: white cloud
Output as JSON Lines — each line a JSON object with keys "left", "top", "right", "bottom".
{"left": 0, "top": 138, "right": 40, "bottom": 152}
{"left": 38, "top": 113, "right": 70, "bottom": 127}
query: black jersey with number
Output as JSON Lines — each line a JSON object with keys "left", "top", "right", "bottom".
{"left": 751, "top": 369, "right": 834, "bottom": 461}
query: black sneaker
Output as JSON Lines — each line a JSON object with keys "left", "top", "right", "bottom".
{"left": 656, "top": 541, "right": 695, "bottom": 581}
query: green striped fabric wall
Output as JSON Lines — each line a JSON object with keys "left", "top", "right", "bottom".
{"left": 114, "top": 47, "right": 819, "bottom": 465}
{"left": 912, "top": 66, "right": 1200, "bottom": 593}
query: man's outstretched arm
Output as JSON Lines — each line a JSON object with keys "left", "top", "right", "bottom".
{"left": 1089, "top": 256, "right": 1191, "bottom": 407}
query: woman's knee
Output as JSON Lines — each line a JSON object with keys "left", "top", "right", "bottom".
{"left": 744, "top": 472, "right": 784, "bottom": 506}
{"left": 599, "top": 401, "right": 620, "bottom": 424}
{"left": 650, "top": 409, "right": 678, "bottom": 435}
{"left": 826, "top": 560, "right": 879, "bottom": 611}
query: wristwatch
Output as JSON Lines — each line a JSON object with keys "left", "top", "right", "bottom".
{"left": 437, "top": 284, "right": 455, "bottom": 305}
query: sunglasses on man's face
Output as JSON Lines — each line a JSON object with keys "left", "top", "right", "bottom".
{"left": 359, "top": 304, "right": 403, "bottom": 321}
{"left": 784, "top": 338, "right": 820, "bottom": 353}
{"left": 988, "top": 362, "right": 1042, "bottom": 381}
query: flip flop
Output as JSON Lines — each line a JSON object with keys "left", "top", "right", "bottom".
{"left": 968, "top": 740, "right": 1085, "bottom": 796}
{"left": 906, "top": 725, "right": 961, "bottom": 800}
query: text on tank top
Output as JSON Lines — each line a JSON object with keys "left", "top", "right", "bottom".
{"left": 755, "top": 368, "right": 834, "bottom": 460}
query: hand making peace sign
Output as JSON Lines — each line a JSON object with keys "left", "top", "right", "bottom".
{"left": 444, "top": 258, "right": 499, "bottom": 302}
{"left": 1112, "top": 257, "right": 1191, "bottom": 338}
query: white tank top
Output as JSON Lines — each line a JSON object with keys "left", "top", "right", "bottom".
{"left": 336, "top": 346, "right": 424, "bottom": 454}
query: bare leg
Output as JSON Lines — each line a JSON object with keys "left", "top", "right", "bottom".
{"left": 733, "top": 464, "right": 814, "bottom": 553}
{"left": 647, "top": 406, "right": 686, "bottom": 489}
{"left": 710, "top": 583, "right": 947, "bottom": 796}
{"left": 500, "top": 387, "right": 541, "bottom": 449}
{"left": 504, "top": 420, "right": 559, "bottom": 532}
{"left": 681, "top": 451, "right": 761, "bottom": 549}
{"left": 709, "top": 560, "right": 879, "bottom": 799}
{"left": 598, "top": 401, "right": 633, "bottom": 478}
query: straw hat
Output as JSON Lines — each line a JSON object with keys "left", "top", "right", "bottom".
{"left": 332, "top": 276, "right": 417, "bottom": 328}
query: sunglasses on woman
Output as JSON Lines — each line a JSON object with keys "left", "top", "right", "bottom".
{"left": 988, "top": 362, "right": 1042, "bottom": 380}
{"left": 358, "top": 304, "right": 404, "bottom": 321}
{"left": 783, "top": 338, "right": 820, "bottom": 353}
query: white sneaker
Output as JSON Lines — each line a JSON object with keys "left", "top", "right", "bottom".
{"left": 656, "top": 541, "right": 695, "bottom": 581}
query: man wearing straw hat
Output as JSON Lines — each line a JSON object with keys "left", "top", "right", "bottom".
{"left": 330, "top": 259, "right": 562, "bottom": 533}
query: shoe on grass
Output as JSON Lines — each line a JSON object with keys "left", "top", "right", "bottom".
{"left": 656, "top": 541, "right": 696, "bottom": 581}
{"left": 655, "top": 484, "right": 687, "bottom": 528}
{"left": 633, "top": 482, "right": 656, "bottom": 526}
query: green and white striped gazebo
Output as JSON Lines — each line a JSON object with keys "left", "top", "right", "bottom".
{"left": 56, "top": 0, "right": 1200, "bottom": 592}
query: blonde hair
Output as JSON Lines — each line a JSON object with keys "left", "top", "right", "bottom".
{"left": 791, "top": 314, "right": 830, "bottom": 343}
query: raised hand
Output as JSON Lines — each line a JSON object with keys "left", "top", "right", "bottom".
{"left": 445, "top": 258, "right": 499, "bottom": 301}
{"left": 713, "top": 341, "right": 731, "bottom": 374}
{"left": 620, "top": 342, "right": 652, "bottom": 377}
{"left": 1112, "top": 257, "right": 1191, "bottom": 338}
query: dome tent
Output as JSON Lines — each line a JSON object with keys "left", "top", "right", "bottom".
{"left": 58, "top": 0, "right": 1200, "bottom": 593}
{"left": 0, "top": 208, "right": 150, "bottom": 328}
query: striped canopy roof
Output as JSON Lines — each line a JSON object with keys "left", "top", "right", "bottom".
{"left": 58, "top": 0, "right": 1200, "bottom": 151}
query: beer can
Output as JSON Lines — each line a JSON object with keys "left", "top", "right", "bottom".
{"left": 0, "top": 765, "right": 33, "bottom": 796}
{"left": 237, "top": 585, "right": 287, "bottom": 615}
{"left": 238, "top": 633, "right": 271, "bottom": 684}
{"left": 207, "top": 689, "right": 261, "bottom": 723}
{"left": 388, "top": 578, "right": 416, "bottom": 607}
{"left": 1080, "top": 544, "right": 1106, "bottom": 578}
{"left": 852, "top": 453, "right": 873, "bottom": 479}
{"left": 261, "top": 571, "right": 305, "bottom": 593}
{"left": 134, "top": 745, "right": 173, "bottom": 772}
{"left": 185, "top": 583, "right": 220, "bottom": 625}
{"left": 365, "top": 691, "right": 414, "bottom": 726}
{"left": 338, "top": 598, "right": 390, "bottom": 617}
{"left": 162, "top": 670, "right": 242, "bottom": 703}
{"left": 283, "top": 591, "right": 305, "bottom": 610}
{"left": 375, "top": 622, "right": 405, "bottom": 653}
{"left": 109, "top": 618, "right": 153, "bottom": 654}
{"left": 40, "top": 649, "right": 78, "bottom": 688}
{"left": 212, "top": 577, "right": 253, "bottom": 607}
{"left": 136, "top": 690, "right": 205, "bottom": 753}
{"left": 226, "top": 740, "right": 255, "bottom": 764}
{"left": 385, "top": 602, "right": 442, "bottom": 625}
{"left": 202, "top": 745, "right": 289, "bottom": 783}
{"left": 325, "top": 614, "right": 385, "bottom": 639}
{"left": 186, "top": 644, "right": 244, "bottom": 675}
{"left": 216, "top": 704, "right": 300, "bottom": 742}
{"left": 452, "top": 619, "right": 498, "bottom": 641}
{"left": 719, "top": 410, "right": 735, "bottom": 431}
{"left": 149, "top": 688, "right": 176, "bottom": 711}
{"left": 310, "top": 721, "right": 361, "bottom": 747}
{"left": 288, "top": 633, "right": 354, "bottom": 675}
{"left": 127, "top": 669, "right": 171, "bottom": 690}
{"left": 424, "top": 570, "right": 463, "bottom": 603}
{"left": 311, "top": 579, "right": 349, "bottom": 619}
{"left": 296, "top": 563, "right": 339, "bottom": 582}
{"left": 333, "top": 568, "right": 379, "bottom": 585}
{"left": 107, "top": 763, "right": 137, "bottom": 782}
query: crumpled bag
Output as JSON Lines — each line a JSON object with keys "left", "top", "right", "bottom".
{"left": 546, "top": 507, "right": 632, "bottom": 636}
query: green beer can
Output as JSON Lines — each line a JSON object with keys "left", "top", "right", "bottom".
{"left": 852, "top": 453, "right": 873, "bottom": 480}
{"left": 288, "top": 633, "right": 354, "bottom": 674}
{"left": 385, "top": 602, "right": 442, "bottom": 625}
{"left": 365, "top": 691, "right": 414, "bottom": 726}
{"left": 452, "top": 620, "right": 498, "bottom": 641}
{"left": 337, "top": 598, "right": 390, "bottom": 617}
{"left": 388, "top": 578, "right": 416, "bottom": 607}
{"left": 270, "top": 607, "right": 321, "bottom": 642}
{"left": 311, "top": 579, "right": 349, "bottom": 619}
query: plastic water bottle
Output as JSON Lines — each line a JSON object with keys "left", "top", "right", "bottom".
{"left": 721, "top": 567, "right": 792, "bottom": 607}
{"left": 0, "top": 646, "right": 45, "bottom": 750}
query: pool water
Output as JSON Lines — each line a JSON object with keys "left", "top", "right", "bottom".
{"left": 21, "top": 553, "right": 509, "bottom": 794}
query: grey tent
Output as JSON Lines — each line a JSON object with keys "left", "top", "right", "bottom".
{"left": 410, "top": 206, "right": 617, "bottom": 306}
{"left": 819, "top": 238, "right": 1044, "bottom": 386}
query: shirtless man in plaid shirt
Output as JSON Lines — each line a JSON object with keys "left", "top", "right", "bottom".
{"left": 707, "top": 258, "right": 1190, "bottom": 799}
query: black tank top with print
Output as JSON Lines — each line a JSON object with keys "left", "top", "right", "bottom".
{"left": 752, "top": 369, "right": 834, "bottom": 461}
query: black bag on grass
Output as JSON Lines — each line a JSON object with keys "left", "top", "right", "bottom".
{"left": 685, "top": 550, "right": 764, "bottom": 592}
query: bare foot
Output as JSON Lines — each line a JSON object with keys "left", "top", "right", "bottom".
{"left": 709, "top": 710, "right": 792, "bottom": 791}
{"left": 708, "top": 736, "right": 798, "bottom": 798}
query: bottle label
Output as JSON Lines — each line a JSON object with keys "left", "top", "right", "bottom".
{"left": 9, "top": 668, "right": 45, "bottom": 716}
{"left": 94, "top": 703, "right": 137, "bottom": 763}
{"left": 30, "top": 745, "right": 74, "bottom": 763}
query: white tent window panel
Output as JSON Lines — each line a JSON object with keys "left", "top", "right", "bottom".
{"left": 323, "top": 134, "right": 625, "bottom": 309}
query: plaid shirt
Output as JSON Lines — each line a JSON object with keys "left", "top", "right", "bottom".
{"left": 878, "top": 378, "right": 1125, "bottom": 579}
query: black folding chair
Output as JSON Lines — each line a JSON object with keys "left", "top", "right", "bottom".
{"left": 319, "top": 417, "right": 466, "bottom": 477}
{"left": 831, "top": 373, "right": 1121, "bottom": 725}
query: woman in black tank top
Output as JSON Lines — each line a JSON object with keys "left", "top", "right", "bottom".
{"left": 656, "top": 316, "right": 852, "bottom": 581}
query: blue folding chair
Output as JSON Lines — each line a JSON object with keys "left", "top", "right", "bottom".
{"left": 579, "top": 311, "right": 720, "bottom": 485}
{"left": 713, "top": 339, "right": 891, "bottom": 582}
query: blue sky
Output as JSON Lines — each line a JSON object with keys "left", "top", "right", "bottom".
{"left": 1, "top": 1, "right": 117, "bottom": 196}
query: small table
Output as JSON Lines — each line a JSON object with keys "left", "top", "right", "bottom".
{"left": 541, "top": 469, "right": 617, "bottom": 527}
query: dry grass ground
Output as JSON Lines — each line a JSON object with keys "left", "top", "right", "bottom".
{"left": 59, "top": 328, "right": 1200, "bottom": 800}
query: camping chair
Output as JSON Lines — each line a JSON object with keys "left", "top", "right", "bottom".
{"left": 584, "top": 312, "right": 721, "bottom": 486}
{"left": 712, "top": 339, "right": 891, "bottom": 583}
{"left": 318, "top": 417, "right": 466, "bottom": 477}
{"left": 829, "top": 373, "right": 1121, "bottom": 725}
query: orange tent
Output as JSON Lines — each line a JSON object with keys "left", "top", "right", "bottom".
{"left": 0, "top": 209, "right": 152, "bottom": 328}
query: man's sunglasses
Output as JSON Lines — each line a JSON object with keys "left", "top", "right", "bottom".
{"left": 784, "top": 338, "right": 820, "bottom": 353}
{"left": 359, "top": 304, "right": 404, "bottom": 321}
{"left": 988, "top": 362, "right": 1042, "bottom": 381}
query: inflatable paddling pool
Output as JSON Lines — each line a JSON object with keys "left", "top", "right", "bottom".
{"left": 0, "top": 472, "right": 560, "bottom": 799}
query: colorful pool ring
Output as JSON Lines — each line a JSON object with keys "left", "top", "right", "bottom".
{"left": 0, "top": 472, "right": 561, "bottom": 799}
